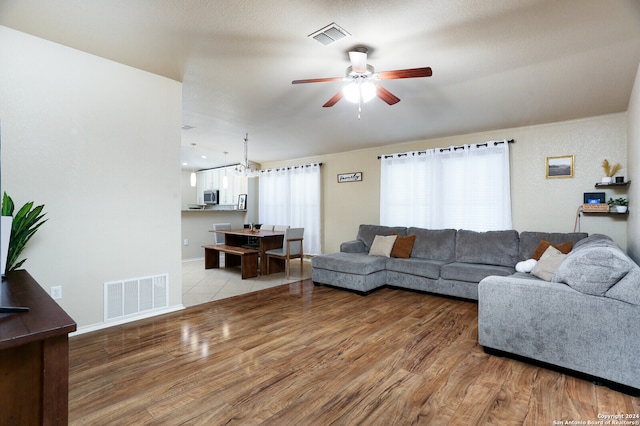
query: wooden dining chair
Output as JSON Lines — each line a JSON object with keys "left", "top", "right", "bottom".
{"left": 264, "top": 227, "right": 304, "bottom": 279}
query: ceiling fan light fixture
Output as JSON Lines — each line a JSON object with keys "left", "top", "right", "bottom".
{"left": 343, "top": 81, "right": 376, "bottom": 104}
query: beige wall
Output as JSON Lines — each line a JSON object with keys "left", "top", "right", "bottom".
{"left": 627, "top": 63, "right": 640, "bottom": 262}
{"left": 263, "top": 113, "right": 628, "bottom": 253}
{"left": 0, "top": 26, "right": 183, "bottom": 330}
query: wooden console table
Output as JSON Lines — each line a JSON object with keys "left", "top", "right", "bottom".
{"left": 0, "top": 270, "right": 77, "bottom": 425}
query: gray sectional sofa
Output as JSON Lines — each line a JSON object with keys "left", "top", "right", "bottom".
{"left": 479, "top": 233, "right": 640, "bottom": 391}
{"left": 311, "top": 224, "right": 586, "bottom": 300}
{"left": 312, "top": 224, "right": 640, "bottom": 392}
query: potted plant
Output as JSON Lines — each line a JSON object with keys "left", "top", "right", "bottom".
{"left": 601, "top": 159, "right": 622, "bottom": 184}
{"left": 607, "top": 197, "right": 628, "bottom": 213}
{"left": 1, "top": 193, "right": 48, "bottom": 272}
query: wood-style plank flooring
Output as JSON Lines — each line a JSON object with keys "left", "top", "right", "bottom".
{"left": 69, "top": 280, "right": 640, "bottom": 425}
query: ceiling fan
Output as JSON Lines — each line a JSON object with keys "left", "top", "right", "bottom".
{"left": 292, "top": 47, "right": 432, "bottom": 114}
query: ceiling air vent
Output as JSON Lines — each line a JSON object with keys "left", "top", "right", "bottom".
{"left": 309, "top": 23, "right": 350, "bottom": 46}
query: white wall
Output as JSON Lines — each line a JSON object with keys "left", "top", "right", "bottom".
{"left": 262, "top": 113, "right": 628, "bottom": 253}
{"left": 627, "top": 62, "right": 640, "bottom": 262}
{"left": 0, "top": 26, "right": 183, "bottom": 329}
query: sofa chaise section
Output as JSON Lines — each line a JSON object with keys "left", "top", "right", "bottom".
{"left": 311, "top": 224, "right": 407, "bottom": 293}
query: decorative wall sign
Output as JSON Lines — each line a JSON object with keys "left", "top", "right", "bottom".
{"left": 337, "top": 172, "right": 363, "bottom": 183}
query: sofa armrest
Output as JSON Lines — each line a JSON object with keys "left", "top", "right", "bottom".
{"left": 340, "top": 240, "right": 367, "bottom": 253}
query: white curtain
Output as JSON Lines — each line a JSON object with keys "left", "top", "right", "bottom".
{"left": 380, "top": 141, "right": 512, "bottom": 231}
{"left": 258, "top": 164, "right": 322, "bottom": 255}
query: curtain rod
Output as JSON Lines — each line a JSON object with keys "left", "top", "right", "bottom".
{"left": 260, "top": 162, "right": 323, "bottom": 173}
{"left": 377, "top": 139, "right": 514, "bottom": 159}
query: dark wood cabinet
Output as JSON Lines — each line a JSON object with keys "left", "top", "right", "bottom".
{"left": 0, "top": 270, "right": 76, "bottom": 425}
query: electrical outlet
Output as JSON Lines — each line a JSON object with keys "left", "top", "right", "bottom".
{"left": 184, "top": 239, "right": 189, "bottom": 246}
{"left": 51, "top": 285, "right": 62, "bottom": 300}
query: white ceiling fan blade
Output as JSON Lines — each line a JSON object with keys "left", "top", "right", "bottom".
{"left": 349, "top": 51, "right": 367, "bottom": 73}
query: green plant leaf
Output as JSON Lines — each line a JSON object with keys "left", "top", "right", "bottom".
{"left": 1, "top": 193, "right": 47, "bottom": 272}
{"left": 2, "top": 192, "right": 14, "bottom": 216}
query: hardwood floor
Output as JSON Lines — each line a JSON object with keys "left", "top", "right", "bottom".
{"left": 69, "top": 280, "right": 640, "bottom": 425}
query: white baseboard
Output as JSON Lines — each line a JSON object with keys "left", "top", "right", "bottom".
{"left": 182, "top": 257, "right": 205, "bottom": 262}
{"left": 71, "top": 304, "right": 185, "bottom": 336}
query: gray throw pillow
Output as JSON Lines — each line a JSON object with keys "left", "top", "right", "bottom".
{"left": 552, "top": 245, "right": 633, "bottom": 296}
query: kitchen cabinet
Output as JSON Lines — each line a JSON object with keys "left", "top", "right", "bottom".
{"left": 196, "top": 166, "right": 248, "bottom": 206}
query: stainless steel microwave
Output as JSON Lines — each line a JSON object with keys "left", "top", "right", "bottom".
{"left": 203, "top": 189, "right": 219, "bottom": 205}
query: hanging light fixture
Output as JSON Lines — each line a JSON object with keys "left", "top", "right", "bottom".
{"left": 222, "top": 151, "right": 229, "bottom": 189}
{"left": 342, "top": 74, "right": 376, "bottom": 119}
{"left": 343, "top": 79, "right": 376, "bottom": 104}
{"left": 235, "top": 133, "right": 258, "bottom": 177}
{"left": 188, "top": 142, "right": 197, "bottom": 186}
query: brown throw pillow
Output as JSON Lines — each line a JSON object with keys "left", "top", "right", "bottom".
{"left": 532, "top": 239, "right": 573, "bottom": 260}
{"left": 391, "top": 234, "right": 416, "bottom": 259}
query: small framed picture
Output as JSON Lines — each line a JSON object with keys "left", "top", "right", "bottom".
{"left": 546, "top": 155, "right": 574, "bottom": 178}
{"left": 238, "top": 194, "right": 247, "bottom": 210}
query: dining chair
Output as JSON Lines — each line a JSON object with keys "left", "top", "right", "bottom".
{"left": 264, "top": 227, "right": 304, "bottom": 279}
{"left": 212, "top": 223, "right": 231, "bottom": 245}
{"left": 260, "top": 224, "right": 274, "bottom": 231}
{"left": 273, "top": 225, "right": 290, "bottom": 231}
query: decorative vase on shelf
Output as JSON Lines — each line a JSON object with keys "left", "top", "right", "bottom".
{"left": 616, "top": 206, "right": 628, "bottom": 213}
{"left": 601, "top": 177, "right": 613, "bottom": 184}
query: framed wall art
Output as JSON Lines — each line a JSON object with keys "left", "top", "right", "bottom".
{"left": 238, "top": 193, "right": 247, "bottom": 210}
{"left": 546, "top": 155, "right": 574, "bottom": 179}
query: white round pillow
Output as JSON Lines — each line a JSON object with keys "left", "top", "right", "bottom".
{"left": 515, "top": 258, "right": 537, "bottom": 273}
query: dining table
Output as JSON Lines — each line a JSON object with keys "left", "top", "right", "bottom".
{"left": 209, "top": 228, "right": 286, "bottom": 274}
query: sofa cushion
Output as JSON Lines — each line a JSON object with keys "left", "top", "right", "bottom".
{"left": 605, "top": 266, "right": 640, "bottom": 305}
{"left": 408, "top": 227, "right": 456, "bottom": 262}
{"left": 519, "top": 231, "right": 588, "bottom": 260}
{"left": 391, "top": 234, "right": 416, "bottom": 259}
{"left": 385, "top": 257, "right": 445, "bottom": 280}
{"left": 312, "top": 252, "right": 387, "bottom": 275}
{"left": 356, "top": 225, "right": 407, "bottom": 251}
{"left": 369, "top": 235, "right": 397, "bottom": 257}
{"left": 455, "top": 229, "right": 519, "bottom": 267}
{"left": 531, "top": 246, "right": 566, "bottom": 281}
{"left": 441, "top": 262, "right": 514, "bottom": 283}
{"left": 552, "top": 244, "right": 634, "bottom": 296}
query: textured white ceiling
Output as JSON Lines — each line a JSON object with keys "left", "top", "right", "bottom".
{"left": 2, "top": 0, "right": 639, "bottom": 170}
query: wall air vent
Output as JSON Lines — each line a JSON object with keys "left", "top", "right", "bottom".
{"left": 104, "top": 274, "right": 168, "bottom": 321}
{"left": 309, "top": 23, "right": 350, "bottom": 46}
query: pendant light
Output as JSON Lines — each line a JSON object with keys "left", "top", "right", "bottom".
{"left": 222, "top": 151, "right": 229, "bottom": 189}
{"left": 189, "top": 142, "right": 197, "bottom": 186}
{"left": 235, "top": 133, "right": 258, "bottom": 177}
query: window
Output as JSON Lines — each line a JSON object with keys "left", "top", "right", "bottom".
{"left": 380, "top": 142, "right": 512, "bottom": 231}
{"left": 258, "top": 164, "right": 322, "bottom": 255}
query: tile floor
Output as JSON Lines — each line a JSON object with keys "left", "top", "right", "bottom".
{"left": 182, "top": 256, "right": 312, "bottom": 307}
